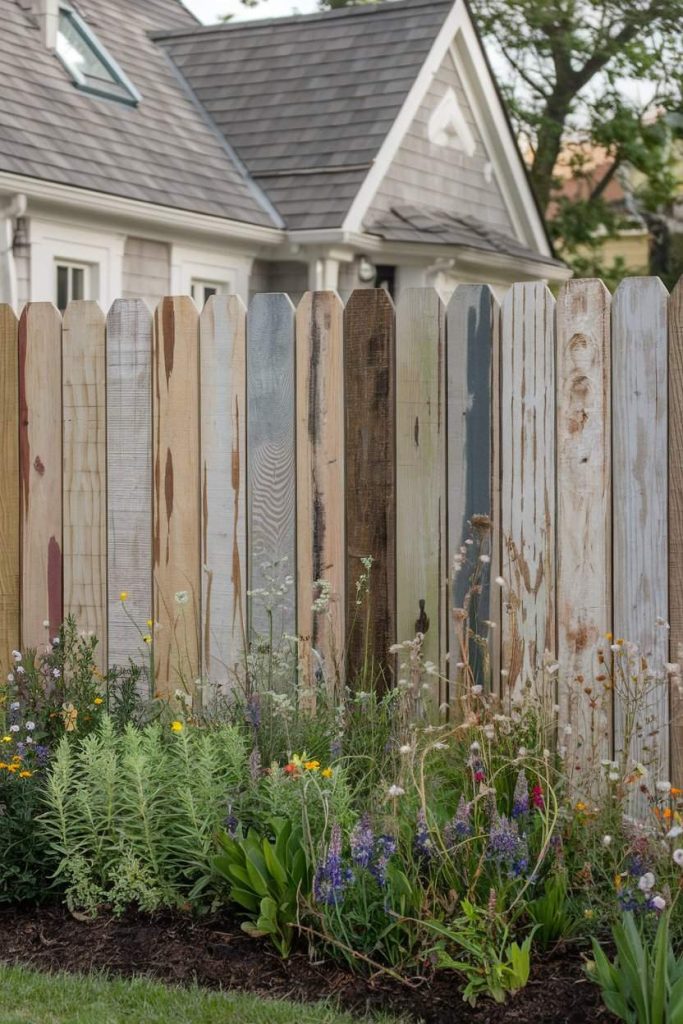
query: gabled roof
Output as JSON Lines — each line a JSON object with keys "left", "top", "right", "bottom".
{"left": 154, "top": 0, "right": 453, "bottom": 231}
{"left": 0, "top": 0, "right": 279, "bottom": 227}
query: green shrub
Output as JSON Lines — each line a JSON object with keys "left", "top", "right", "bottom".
{"left": 41, "top": 716, "right": 248, "bottom": 915}
{"left": 588, "top": 911, "right": 683, "bottom": 1023}
{"left": 211, "top": 817, "right": 311, "bottom": 957}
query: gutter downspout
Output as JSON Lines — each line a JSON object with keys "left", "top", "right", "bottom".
{"left": 0, "top": 194, "right": 27, "bottom": 310}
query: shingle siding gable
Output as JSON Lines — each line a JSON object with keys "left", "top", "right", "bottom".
{"left": 367, "top": 46, "right": 515, "bottom": 235}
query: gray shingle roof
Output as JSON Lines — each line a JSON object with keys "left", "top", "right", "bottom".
{"left": 367, "top": 204, "right": 565, "bottom": 267}
{"left": 0, "top": 0, "right": 278, "bottom": 226}
{"left": 155, "top": 0, "right": 453, "bottom": 230}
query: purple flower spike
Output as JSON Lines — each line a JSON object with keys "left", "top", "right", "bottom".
{"left": 512, "top": 770, "right": 529, "bottom": 818}
{"left": 350, "top": 814, "right": 375, "bottom": 869}
{"left": 314, "top": 824, "right": 350, "bottom": 906}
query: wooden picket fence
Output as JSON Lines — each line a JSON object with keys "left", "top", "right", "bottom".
{"left": 1, "top": 277, "right": 682, "bottom": 779}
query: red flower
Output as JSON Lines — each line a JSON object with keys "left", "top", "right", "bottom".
{"left": 532, "top": 785, "right": 545, "bottom": 809}
{"left": 284, "top": 763, "right": 298, "bottom": 775}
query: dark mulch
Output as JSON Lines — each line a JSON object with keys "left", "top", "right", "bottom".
{"left": 0, "top": 905, "right": 612, "bottom": 1023}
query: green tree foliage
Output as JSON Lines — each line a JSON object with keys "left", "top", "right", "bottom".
{"left": 471, "top": 0, "right": 682, "bottom": 276}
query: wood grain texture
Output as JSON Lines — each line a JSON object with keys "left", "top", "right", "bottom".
{"left": 247, "top": 293, "right": 296, "bottom": 640}
{"left": 200, "top": 295, "right": 247, "bottom": 689}
{"left": 106, "top": 299, "right": 153, "bottom": 670}
{"left": 671, "top": 279, "right": 683, "bottom": 786}
{"left": 500, "top": 283, "right": 556, "bottom": 697}
{"left": 19, "top": 303, "right": 63, "bottom": 648}
{"left": 396, "top": 288, "right": 446, "bottom": 697}
{"left": 62, "top": 301, "right": 107, "bottom": 670}
{"left": 613, "top": 277, "right": 669, "bottom": 777}
{"left": 153, "top": 297, "right": 200, "bottom": 693}
{"left": 0, "top": 305, "right": 19, "bottom": 667}
{"left": 296, "top": 291, "right": 345, "bottom": 690}
{"left": 556, "top": 280, "right": 611, "bottom": 776}
{"left": 446, "top": 285, "right": 499, "bottom": 696}
{"left": 344, "top": 289, "right": 396, "bottom": 684}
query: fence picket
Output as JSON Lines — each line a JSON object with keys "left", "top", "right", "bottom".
{"left": 106, "top": 299, "right": 153, "bottom": 671}
{"left": 501, "top": 283, "right": 556, "bottom": 698}
{"left": 446, "top": 285, "right": 499, "bottom": 697}
{"left": 296, "top": 291, "right": 345, "bottom": 693}
{"left": 556, "top": 280, "right": 611, "bottom": 777}
{"left": 62, "top": 301, "right": 107, "bottom": 671}
{"left": 200, "top": 295, "right": 247, "bottom": 690}
{"left": 0, "top": 305, "right": 19, "bottom": 667}
{"left": 613, "top": 277, "right": 669, "bottom": 777}
{"left": 344, "top": 289, "right": 396, "bottom": 685}
{"left": 671, "top": 279, "right": 683, "bottom": 787}
{"left": 153, "top": 297, "right": 200, "bottom": 692}
{"left": 396, "top": 288, "right": 446, "bottom": 700}
{"left": 19, "top": 303, "right": 62, "bottom": 648}
{"left": 247, "top": 293, "right": 296, "bottom": 640}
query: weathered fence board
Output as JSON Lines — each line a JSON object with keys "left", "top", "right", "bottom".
{"left": 396, "top": 288, "right": 446, "bottom": 698}
{"left": 62, "top": 301, "right": 107, "bottom": 671}
{"left": 247, "top": 293, "right": 296, "bottom": 640}
{"left": 556, "top": 280, "right": 611, "bottom": 776}
{"left": 446, "top": 285, "right": 498, "bottom": 697}
{"left": 200, "top": 295, "right": 247, "bottom": 689}
{"left": 153, "top": 297, "right": 200, "bottom": 691}
{"left": 19, "top": 303, "right": 62, "bottom": 648}
{"left": 344, "top": 289, "right": 396, "bottom": 684}
{"left": 106, "top": 299, "right": 153, "bottom": 670}
{"left": 613, "top": 277, "right": 669, "bottom": 776}
{"left": 0, "top": 305, "right": 19, "bottom": 667}
{"left": 501, "top": 283, "right": 556, "bottom": 698}
{"left": 296, "top": 291, "right": 345, "bottom": 691}
{"left": 671, "top": 279, "right": 683, "bottom": 787}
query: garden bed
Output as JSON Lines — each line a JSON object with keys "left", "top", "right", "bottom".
{"left": 0, "top": 906, "right": 610, "bottom": 1023}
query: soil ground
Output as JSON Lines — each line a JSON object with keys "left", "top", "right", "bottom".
{"left": 0, "top": 906, "right": 613, "bottom": 1023}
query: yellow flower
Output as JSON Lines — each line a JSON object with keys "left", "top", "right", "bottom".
{"left": 94, "top": 697, "right": 103, "bottom": 705}
{"left": 304, "top": 760, "right": 320, "bottom": 771}
{"left": 322, "top": 767, "right": 333, "bottom": 779}
{"left": 584, "top": 909, "right": 594, "bottom": 920}
{"left": 119, "top": 591, "right": 128, "bottom": 602}
{"left": 143, "top": 634, "right": 152, "bottom": 645}
{"left": 575, "top": 801, "right": 587, "bottom": 813}
{"left": 1, "top": 735, "right": 11, "bottom": 743}
{"left": 19, "top": 770, "right": 32, "bottom": 778}
{"left": 6, "top": 764, "right": 16, "bottom": 773}
{"left": 146, "top": 620, "right": 153, "bottom": 629}
{"left": 170, "top": 721, "right": 184, "bottom": 733}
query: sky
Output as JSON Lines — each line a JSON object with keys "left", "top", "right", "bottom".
{"left": 183, "top": 0, "right": 317, "bottom": 22}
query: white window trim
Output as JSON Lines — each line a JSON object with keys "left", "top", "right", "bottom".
{"left": 29, "top": 217, "right": 124, "bottom": 310}
{"left": 171, "top": 244, "right": 252, "bottom": 306}
{"left": 427, "top": 87, "right": 476, "bottom": 155}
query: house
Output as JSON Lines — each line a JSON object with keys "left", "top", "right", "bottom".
{"left": 0, "top": 0, "right": 569, "bottom": 314}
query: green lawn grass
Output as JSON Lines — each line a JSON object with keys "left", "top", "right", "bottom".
{"left": 0, "top": 964, "right": 406, "bottom": 1024}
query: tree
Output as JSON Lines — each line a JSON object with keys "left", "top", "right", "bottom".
{"left": 470, "top": 0, "right": 682, "bottom": 277}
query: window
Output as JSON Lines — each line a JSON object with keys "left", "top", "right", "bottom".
{"left": 56, "top": 6, "right": 141, "bottom": 105}
{"left": 191, "top": 280, "right": 227, "bottom": 307}
{"left": 56, "top": 261, "right": 90, "bottom": 311}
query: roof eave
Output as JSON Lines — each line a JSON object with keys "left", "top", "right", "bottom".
{"left": 0, "top": 172, "right": 285, "bottom": 246}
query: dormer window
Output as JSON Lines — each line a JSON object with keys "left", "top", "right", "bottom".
{"left": 56, "top": 5, "right": 141, "bottom": 105}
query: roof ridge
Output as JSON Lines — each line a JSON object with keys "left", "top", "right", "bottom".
{"left": 151, "top": 0, "right": 452, "bottom": 41}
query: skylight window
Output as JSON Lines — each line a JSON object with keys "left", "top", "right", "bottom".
{"left": 56, "top": 6, "right": 141, "bottom": 105}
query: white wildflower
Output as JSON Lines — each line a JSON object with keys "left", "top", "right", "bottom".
{"left": 651, "top": 895, "right": 666, "bottom": 911}
{"left": 175, "top": 590, "right": 190, "bottom": 606}
{"left": 11, "top": 650, "right": 21, "bottom": 662}
{"left": 9, "top": 724, "right": 19, "bottom": 733}
{"left": 25, "top": 721, "right": 35, "bottom": 731}
{"left": 657, "top": 781, "right": 672, "bottom": 794}
{"left": 602, "top": 835, "right": 612, "bottom": 847}
{"left": 638, "top": 872, "right": 656, "bottom": 892}
{"left": 479, "top": 554, "right": 490, "bottom": 564}
{"left": 399, "top": 745, "right": 412, "bottom": 755}
{"left": 673, "top": 849, "right": 683, "bottom": 867}
{"left": 387, "top": 785, "right": 405, "bottom": 798}
{"left": 495, "top": 576, "right": 506, "bottom": 588}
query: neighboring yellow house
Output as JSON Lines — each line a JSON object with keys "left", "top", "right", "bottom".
{"left": 550, "top": 144, "right": 651, "bottom": 274}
